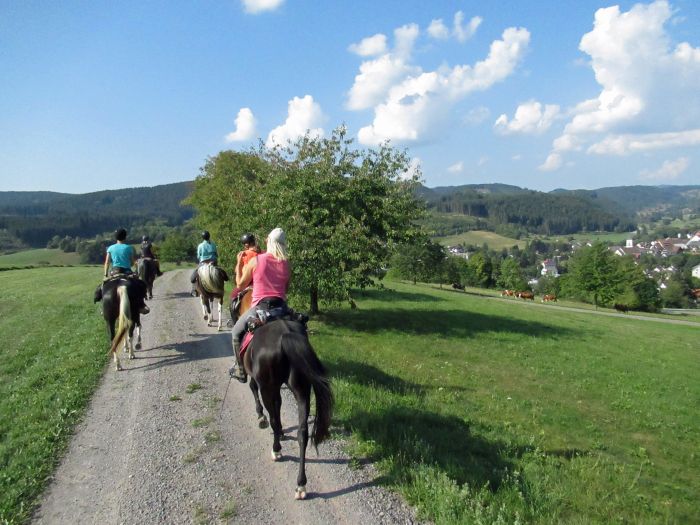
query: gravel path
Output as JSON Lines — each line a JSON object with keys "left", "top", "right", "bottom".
{"left": 33, "top": 270, "right": 421, "bottom": 525}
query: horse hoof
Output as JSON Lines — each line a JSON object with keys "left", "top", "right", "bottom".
{"left": 258, "top": 416, "right": 269, "bottom": 429}
{"left": 129, "top": 354, "right": 135, "bottom": 360}
{"left": 271, "top": 450, "right": 282, "bottom": 461}
{"left": 295, "top": 486, "right": 307, "bottom": 500}
{"left": 203, "top": 314, "right": 208, "bottom": 320}
{"left": 135, "top": 343, "right": 142, "bottom": 350}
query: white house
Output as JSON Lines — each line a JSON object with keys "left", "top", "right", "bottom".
{"left": 692, "top": 263, "right": 700, "bottom": 279}
{"left": 541, "top": 259, "right": 559, "bottom": 277}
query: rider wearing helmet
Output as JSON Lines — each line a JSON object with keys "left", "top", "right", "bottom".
{"left": 190, "top": 230, "right": 219, "bottom": 286}
{"left": 94, "top": 228, "right": 150, "bottom": 314}
{"left": 140, "top": 235, "right": 163, "bottom": 276}
{"left": 231, "top": 233, "right": 260, "bottom": 297}
{"left": 229, "top": 227, "right": 290, "bottom": 383}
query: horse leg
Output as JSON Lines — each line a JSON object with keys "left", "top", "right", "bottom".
{"left": 113, "top": 349, "right": 121, "bottom": 371}
{"left": 216, "top": 299, "right": 222, "bottom": 331}
{"left": 249, "top": 379, "right": 268, "bottom": 429}
{"left": 289, "top": 375, "right": 312, "bottom": 500}
{"left": 134, "top": 323, "right": 142, "bottom": 350}
{"left": 200, "top": 297, "right": 209, "bottom": 322}
{"left": 260, "top": 387, "right": 283, "bottom": 461}
{"left": 127, "top": 324, "right": 136, "bottom": 359}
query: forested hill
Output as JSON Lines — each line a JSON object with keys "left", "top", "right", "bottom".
{"left": 419, "top": 183, "right": 700, "bottom": 236}
{"left": 0, "top": 182, "right": 194, "bottom": 247}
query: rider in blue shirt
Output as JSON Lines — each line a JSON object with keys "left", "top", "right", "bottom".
{"left": 94, "top": 228, "right": 150, "bottom": 314}
{"left": 190, "top": 231, "right": 218, "bottom": 286}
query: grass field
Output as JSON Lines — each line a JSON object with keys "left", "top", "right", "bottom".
{"left": 436, "top": 231, "right": 526, "bottom": 250}
{"left": 0, "top": 267, "right": 106, "bottom": 524}
{"left": 0, "top": 249, "right": 82, "bottom": 269}
{"left": 312, "top": 281, "right": 699, "bottom": 524}
{"left": 2, "top": 268, "right": 698, "bottom": 523}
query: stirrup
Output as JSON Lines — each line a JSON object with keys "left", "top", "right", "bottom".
{"left": 229, "top": 364, "right": 247, "bottom": 383}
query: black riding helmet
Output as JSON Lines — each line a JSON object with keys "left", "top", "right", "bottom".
{"left": 240, "top": 232, "right": 255, "bottom": 245}
{"left": 142, "top": 235, "right": 149, "bottom": 242}
{"left": 115, "top": 228, "right": 127, "bottom": 241}
{"left": 201, "top": 230, "right": 210, "bottom": 240}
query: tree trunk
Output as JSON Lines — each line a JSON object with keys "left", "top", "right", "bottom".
{"left": 310, "top": 284, "right": 319, "bottom": 315}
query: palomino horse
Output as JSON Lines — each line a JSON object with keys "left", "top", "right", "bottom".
{"left": 137, "top": 257, "right": 157, "bottom": 299}
{"left": 194, "top": 262, "right": 228, "bottom": 330}
{"left": 240, "top": 319, "right": 333, "bottom": 500}
{"left": 101, "top": 278, "right": 143, "bottom": 371}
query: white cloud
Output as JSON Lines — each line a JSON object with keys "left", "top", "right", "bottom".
{"left": 543, "top": 0, "right": 700, "bottom": 169}
{"left": 346, "top": 24, "right": 420, "bottom": 111}
{"left": 241, "top": 0, "right": 284, "bottom": 14}
{"left": 427, "top": 19, "right": 450, "bottom": 40}
{"left": 539, "top": 153, "right": 563, "bottom": 171}
{"left": 357, "top": 26, "right": 530, "bottom": 145}
{"left": 463, "top": 106, "right": 490, "bottom": 125}
{"left": 448, "top": 161, "right": 464, "bottom": 173}
{"left": 348, "top": 34, "right": 387, "bottom": 57}
{"left": 588, "top": 129, "right": 700, "bottom": 154}
{"left": 512, "top": 154, "right": 522, "bottom": 161}
{"left": 225, "top": 108, "right": 257, "bottom": 142}
{"left": 400, "top": 157, "right": 422, "bottom": 180}
{"left": 494, "top": 100, "right": 560, "bottom": 134}
{"left": 453, "top": 11, "right": 482, "bottom": 42}
{"left": 640, "top": 156, "right": 690, "bottom": 181}
{"left": 477, "top": 156, "right": 489, "bottom": 167}
{"left": 266, "top": 95, "right": 325, "bottom": 147}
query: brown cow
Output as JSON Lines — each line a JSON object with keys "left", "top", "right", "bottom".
{"left": 542, "top": 294, "right": 557, "bottom": 302}
{"left": 501, "top": 289, "right": 514, "bottom": 297}
{"left": 517, "top": 291, "right": 534, "bottom": 300}
{"left": 614, "top": 303, "right": 629, "bottom": 313}
{"left": 691, "top": 288, "right": 700, "bottom": 299}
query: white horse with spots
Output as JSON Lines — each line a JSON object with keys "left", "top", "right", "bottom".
{"left": 194, "top": 263, "right": 228, "bottom": 330}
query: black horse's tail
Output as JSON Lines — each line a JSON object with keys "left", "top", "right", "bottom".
{"left": 281, "top": 332, "right": 333, "bottom": 450}
{"left": 109, "top": 285, "right": 132, "bottom": 355}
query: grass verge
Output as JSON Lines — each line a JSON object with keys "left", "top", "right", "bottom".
{"left": 0, "top": 267, "right": 106, "bottom": 524}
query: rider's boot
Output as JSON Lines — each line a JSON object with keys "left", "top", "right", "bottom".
{"left": 229, "top": 341, "right": 248, "bottom": 383}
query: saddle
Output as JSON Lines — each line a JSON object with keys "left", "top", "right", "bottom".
{"left": 239, "top": 301, "right": 309, "bottom": 357}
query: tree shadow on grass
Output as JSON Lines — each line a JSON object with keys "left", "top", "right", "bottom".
{"left": 345, "top": 405, "right": 522, "bottom": 492}
{"left": 351, "top": 287, "right": 446, "bottom": 304}
{"left": 322, "top": 307, "right": 574, "bottom": 340}
{"left": 326, "top": 357, "right": 426, "bottom": 396}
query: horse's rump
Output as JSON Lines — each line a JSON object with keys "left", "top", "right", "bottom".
{"left": 196, "top": 264, "right": 226, "bottom": 295}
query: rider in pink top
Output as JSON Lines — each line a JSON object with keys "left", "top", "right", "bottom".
{"left": 251, "top": 252, "right": 290, "bottom": 306}
{"left": 230, "top": 227, "right": 290, "bottom": 383}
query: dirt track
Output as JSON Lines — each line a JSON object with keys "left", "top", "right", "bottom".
{"left": 32, "top": 270, "right": 419, "bottom": 525}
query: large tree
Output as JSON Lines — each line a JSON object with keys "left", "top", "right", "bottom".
{"left": 567, "top": 242, "right": 624, "bottom": 308}
{"left": 187, "top": 127, "right": 424, "bottom": 313}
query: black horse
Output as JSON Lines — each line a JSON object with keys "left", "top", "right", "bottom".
{"left": 137, "top": 258, "right": 158, "bottom": 299}
{"left": 242, "top": 319, "right": 333, "bottom": 500}
{"left": 101, "top": 278, "right": 143, "bottom": 371}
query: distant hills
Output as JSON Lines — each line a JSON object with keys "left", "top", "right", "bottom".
{"left": 0, "top": 182, "right": 193, "bottom": 247}
{"left": 1, "top": 181, "right": 698, "bottom": 249}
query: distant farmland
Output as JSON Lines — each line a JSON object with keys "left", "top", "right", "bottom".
{"left": 0, "top": 248, "right": 82, "bottom": 268}
{"left": 435, "top": 230, "right": 525, "bottom": 250}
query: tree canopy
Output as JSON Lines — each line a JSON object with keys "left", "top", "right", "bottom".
{"left": 186, "top": 127, "right": 425, "bottom": 313}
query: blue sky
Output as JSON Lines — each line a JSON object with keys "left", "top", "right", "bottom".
{"left": 1, "top": 0, "right": 699, "bottom": 194}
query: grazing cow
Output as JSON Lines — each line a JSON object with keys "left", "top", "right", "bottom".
{"left": 452, "top": 282, "right": 465, "bottom": 291}
{"left": 614, "top": 303, "right": 629, "bottom": 313}
{"left": 517, "top": 291, "right": 534, "bottom": 300}
{"left": 542, "top": 294, "right": 557, "bottom": 302}
{"left": 501, "top": 289, "right": 514, "bottom": 297}
{"left": 691, "top": 288, "right": 700, "bottom": 300}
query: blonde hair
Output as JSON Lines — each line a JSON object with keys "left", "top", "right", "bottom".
{"left": 266, "top": 227, "right": 288, "bottom": 261}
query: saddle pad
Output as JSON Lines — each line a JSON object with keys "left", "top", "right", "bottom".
{"left": 240, "top": 331, "right": 254, "bottom": 357}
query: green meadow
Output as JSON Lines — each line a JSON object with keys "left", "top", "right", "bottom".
{"left": 0, "top": 267, "right": 106, "bottom": 524}
{"left": 312, "top": 281, "right": 699, "bottom": 524}
{"left": 435, "top": 230, "right": 526, "bottom": 250}
{"left": 0, "top": 249, "right": 82, "bottom": 269}
{"left": 1, "top": 267, "right": 698, "bottom": 524}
